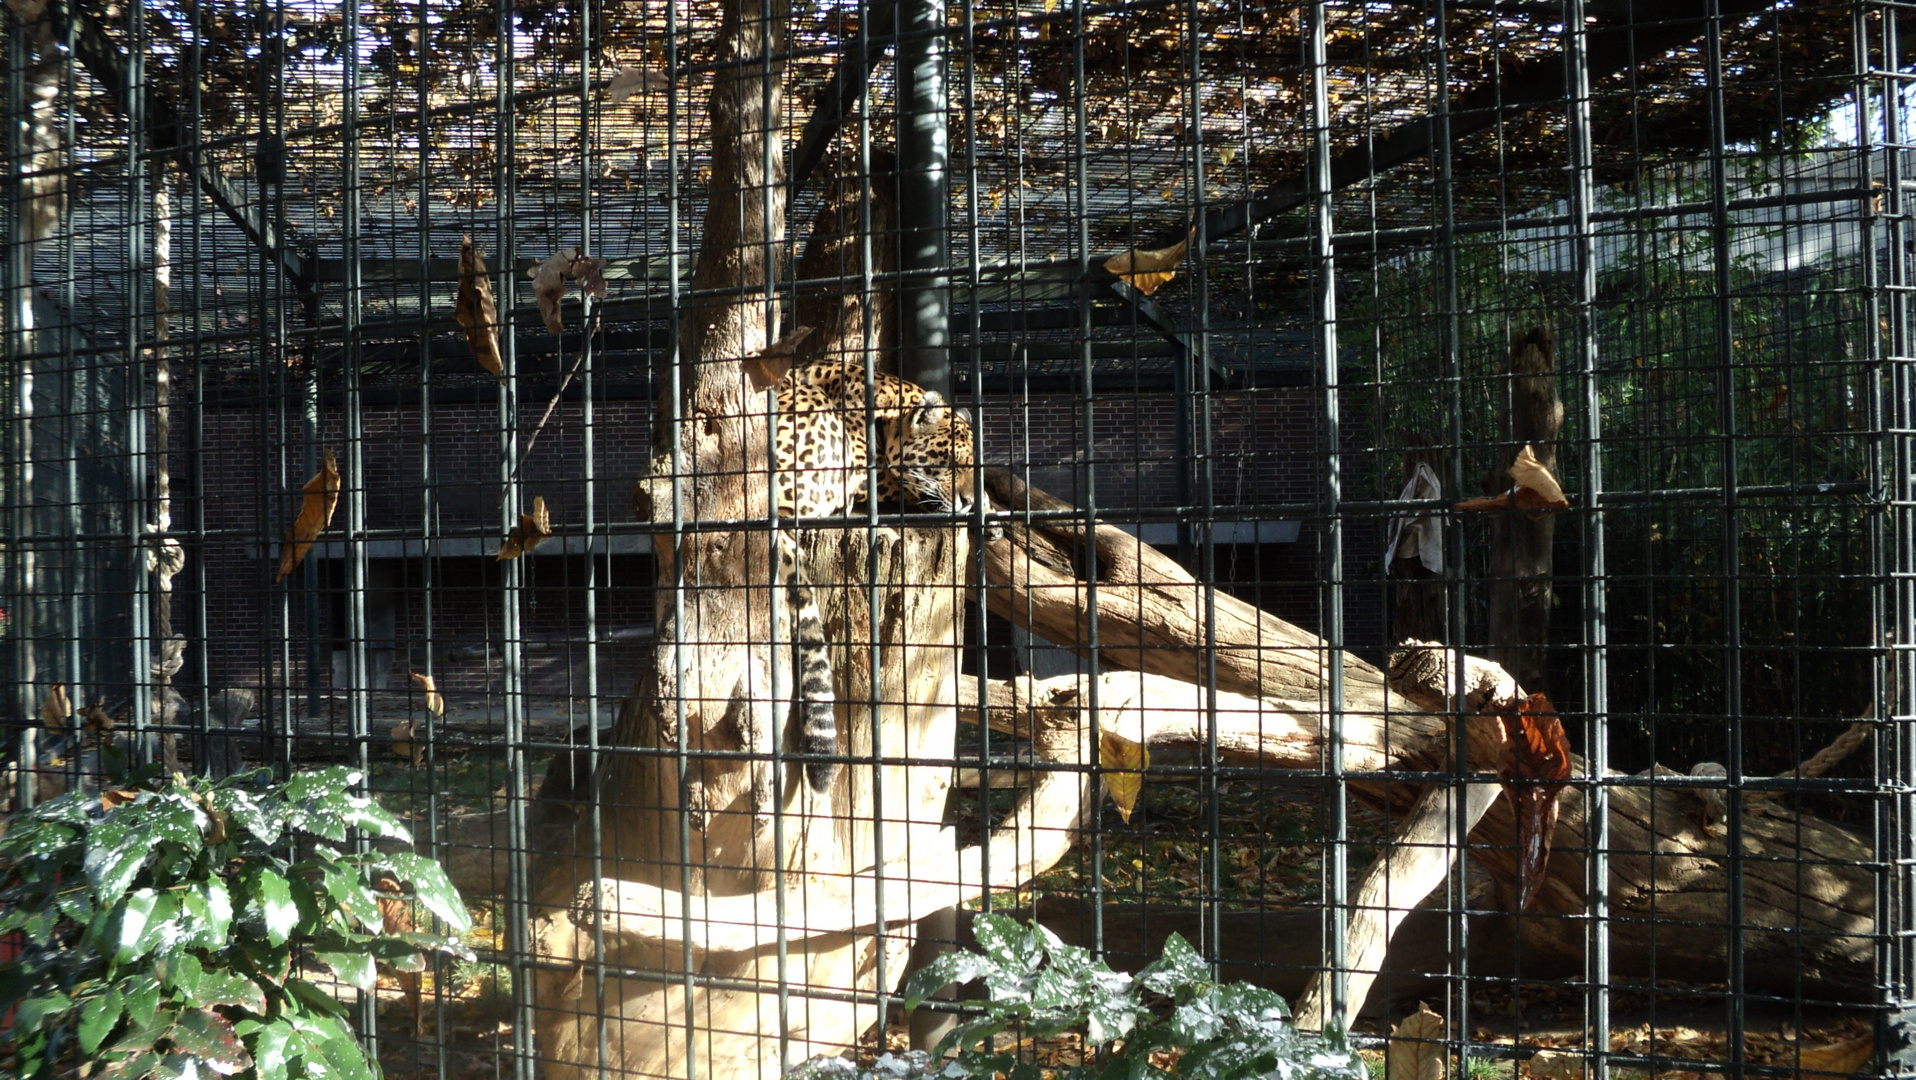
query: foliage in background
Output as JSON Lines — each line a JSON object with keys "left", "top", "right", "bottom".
{"left": 1348, "top": 166, "right": 1878, "bottom": 779}
{"left": 841, "top": 912, "right": 1368, "bottom": 1080}
{"left": 0, "top": 765, "right": 473, "bottom": 1080}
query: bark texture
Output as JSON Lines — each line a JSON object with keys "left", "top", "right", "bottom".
{"left": 1484, "top": 327, "right": 1563, "bottom": 694}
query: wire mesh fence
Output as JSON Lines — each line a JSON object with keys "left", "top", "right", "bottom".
{"left": 2, "top": 0, "right": 1911, "bottom": 1077}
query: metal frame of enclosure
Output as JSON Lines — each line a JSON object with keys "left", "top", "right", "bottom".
{"left": 3, "top": 0, "right": 1913, "bottom": 1076}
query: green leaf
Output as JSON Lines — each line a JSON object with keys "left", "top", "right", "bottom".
{"left": 338, "top": 795, "right": 412, "bottom": 843}
{"left": 120, "top": 974, "right": 163, "bottom": 1030}
{"left": 902, "top": 952, "right": 988, "bottom": 1011}
{"left": 283, "top": 977, "right": 349, "bottom": 1020}
{"left": 247, "top": 1019, "right": 294, "bottom": 1080}
{"left": 84, "top": 816, "right": 150, "bottom": 906}
{"left": 157, "top": 952, "right": 205, "bottom": 998}
{"left": 317, "top": 950, "right": 378, "bottom": 992}
{"left": 378, "top": 852, "right": 472, "bottom": 933}
{"left": 182, "top": 878, "right": 234, "bottom": 950}
{"left": 209, "top": 786, "right": 282, "bottom": 846}
{"left": 319, "top": 861, "right": 384, "bottom": 932}
{"left": 304, "top": 1014, "right": 378, "bottom": 1080}
{"left": 12, "top": 990, "right": 74, "bottom": 1033}
{"left": 193, "top": 969, "right": 269, "bottom": 1013}
{"left": 165, "top": 1007, "right": 250, "bottom": 1075}
{"left": 112, "top": 890, "right": 161, "bottom": 964}
{"left": 79, "top": 987, "right": 125, "bottom": 1055}
{"left": 54, "top": 886, "right": 95, "bottom": 926}
{"left": 253, "top": 868, "right": 299, "bottom": 947}
{"left": 140, "top": 795, "right": 208, "bottom": 856}
{"left": 283, "top": 766, "right": 358, "bottom": 804}
{"left": 1137, "top": 932, "right": 1212, "bottom": 1000}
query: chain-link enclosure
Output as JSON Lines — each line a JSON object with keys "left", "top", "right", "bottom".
{"left": 3, "top": 0, "right": 1912, "bottom": 1077}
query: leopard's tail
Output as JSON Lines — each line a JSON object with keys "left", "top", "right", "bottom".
{"left": 790, "top": 578, "right": 838, "bottom": 793}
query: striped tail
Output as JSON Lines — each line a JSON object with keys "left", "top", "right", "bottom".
{"left": 790, "top": 579, "right": 839, "bottom": 793}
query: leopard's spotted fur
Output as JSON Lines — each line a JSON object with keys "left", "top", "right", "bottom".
{"left": 773, "top": 360, "right": 976, "bottom": 794}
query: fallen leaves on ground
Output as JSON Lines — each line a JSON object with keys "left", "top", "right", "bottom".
{"left": 277, "top": 449, "right": 340, "bottom": 583}
{"left": 497, "top": 496, "right": 552, "bottom": 560}
{"left": 529, "top": 248, "right": 610, "bottom": 335}
{"left": 455, "top": 235, "right": 503, "bottom": 380}
{"left": 1388, "top": 1002, "right": 1447, "bottom": 1080}
{"left": 1456, "top": 445, "right": 1569, "bottom": 513}
{"left": 1103, "top": 225, "right": 1194, "bottom": 297}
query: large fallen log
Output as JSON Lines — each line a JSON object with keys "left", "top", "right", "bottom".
{"left": 972, "top": 480, "right": 1877, "bottom": 1018}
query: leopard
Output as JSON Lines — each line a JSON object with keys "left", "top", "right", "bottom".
{"left": 770, "top": 359, "right": 977, "bottom": 796}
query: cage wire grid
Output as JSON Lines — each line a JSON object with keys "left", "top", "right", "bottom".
{"left": 1, "top": 0, "right": 1912, "bottom": 1077}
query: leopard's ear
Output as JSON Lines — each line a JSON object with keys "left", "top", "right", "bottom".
{"left": 909, "top": 390, "right": 950, "bottom": 431}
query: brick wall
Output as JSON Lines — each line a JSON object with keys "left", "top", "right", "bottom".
{"left": 187, "top": 386, "right": 1385, "bottom": 693}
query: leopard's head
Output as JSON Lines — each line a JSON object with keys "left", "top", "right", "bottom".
{"left": 897, "top": 390, "right": 977, "bottom": 515}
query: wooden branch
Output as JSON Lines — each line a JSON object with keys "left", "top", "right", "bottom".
{"left": 980, "top": 470, "right": 1417, "bottom": 716}
{"left": 1292, "top": 781, "right": 1502, "bottom": 1032}
{"left": 559, "top": 704, "right": 1091, "bottom": 955}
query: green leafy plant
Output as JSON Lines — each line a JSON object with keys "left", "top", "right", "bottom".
{"left": 0, "top": 765, "right": 474, "bottom": 1080}
{"left": 851, "top": 913, "right": 1365, "bottom": 1080}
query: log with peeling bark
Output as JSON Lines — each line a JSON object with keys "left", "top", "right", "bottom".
{"left": 972, "top": 481, "right": 1877, "bottom": 1014}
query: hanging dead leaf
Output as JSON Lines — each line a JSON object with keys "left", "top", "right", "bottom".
{"left": 1098, "top": 729, "right": 1150, "bottom": 823}
{"left": 389, "top": 719, "right": 427, "bottom": 766}
{"left": 497, "top": 496, "right": 552, "bottom": 560}
{"left": 1103, "top": 225, "right": 1193, "bottom": 297}
{"left": 82, "top": 702, "right": 116, "bottom": 733}
{"left": 529, "top": 250, "right": 572, "bottom": 335}
{"left": 1497, "top": 692, "right": 1573, "bottom": 911}
{"left": 1793, "top": 1032, "right": 1873, "bottom": 1077}
{"left": 529, "top": 248, "right": 612, "bottom": 335}
{"left": 606, "top": 66, "right": 671, "bottom": 105}
{"left": 39, "top": 683, "right": 70, "bottom": 732}
{"left": 276, "top": 449, "right": 340, "bottom": 583}
{"left": 1454, "top": 445, "right": 1569, "bottom": 513}
{"left": 1386, "top": 1002, "right": 1446, "bottom": 1080}
{"left": 410, "top": 671, "right": 445, "bottom": 717}
{"left": 1218, "top": 143, "right": 1237, "bottom": 166}
{"left": 454, "top": 235, "right": 503, "bottom": 381}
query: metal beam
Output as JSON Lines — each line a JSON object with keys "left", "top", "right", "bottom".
{"left": 59, "top": 0, "right": 316, "bottom": 304}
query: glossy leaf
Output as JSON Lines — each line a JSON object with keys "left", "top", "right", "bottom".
{"left": 254, "top": 867, "right": 299, "bottom": 947}
{"left": 167, "top": 1007, "right": 250, "bottom": 1075}
{"left": 78, "top": 987, "right": 124, "bottom": 1055}
{"left": 379, "top": 852, "right": 473, "bottom": 933}
{"left": 83, "top": 816, "right": 149, "bottom": 905}
{"left": 318, "top": 949, "right": 378, "bottom": 992}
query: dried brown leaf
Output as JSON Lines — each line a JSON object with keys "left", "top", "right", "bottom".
{"left": 1455, "top": 445, "right": 1569, "bottom": 513}
{"left": 497, "top": 495, "right": 552, "bottom": 560}
{"left": 39, "top": 683, "right": 69, "bottom": 732}
{"left": 82, "top": 702, "right": 116, "bottom": 733}
{"left": 1498, "top": 692, "right": 1573, "bottom": 911}
{"left": 606, "top": 66, "right": 671, "bottom": 105}
{"left": 1386, "top": 1002, "right": 1446, "bottom": 1080}
{"left": 101, "top": 787, "right": 140, "bottom": 811}
{"left": 528, "top": 248, "right": 612, "bottom": 336}
{"left": 1097, "top": 729, "right": 1150, "bottom": 824}
{"left": 276, "top": 449, "right": 340, "bottom": 583}
{"left": 1507, "top": 444, "right": 1568, "bottom": 509}
{"left": 1103, "top": 226, "right": 1193, "bottom": 297}
{"left": 1792, "top": 1033, "right": 1873, "bottom": 1077}
{"left": 455, "top": 235, "right": 503, "bottom": 380}
{"left": 389, "top": 719, "right": 427, "bottom": 766}
{"left": 410, "top": 671, "right": 445, "bottom": 717}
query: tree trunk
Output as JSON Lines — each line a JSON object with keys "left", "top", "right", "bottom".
{"left": 1484, "top": 328, "right": 1563, "bottom": 694}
